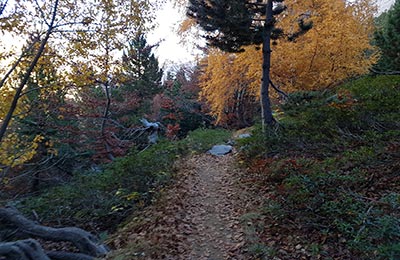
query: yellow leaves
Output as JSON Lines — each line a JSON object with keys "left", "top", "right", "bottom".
{"left": 178, "top": 18, "right": 197, "bottom": 34}
{"left": 0, "top": 86, "right": 31, "bottom": 119}
{"left": 1, "top": 177, "right": 10, "bottom": 184}
{"left": 0, "top": 88, "right": 15, "bottom": 118}
{"left": 199, "top": 48, "right": 259, "bottom": 125}
{"left": 124, "top": 192, "right": 140, "bottom": 201}
{"left": 0, "top": 133, "right": 58, "bottom": 168}
{"left": 256, "top": 0, "right": 378, "bottom": 91}
{"left": 271, "top": 0, "right": 378, "bottom": 91}
{"left": 199, "top": 0, "right": 377, "bottom": 125}
{"left": 0, "top": 133, "right": 43, "bottom": 167}
{"left": 45, "top": 139, "right": 58, "bottom": 156}
{"left": 33, "top": 135, "right": 45, "bottom": 144}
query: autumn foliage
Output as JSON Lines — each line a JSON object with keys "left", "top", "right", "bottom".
{"left": 270, "top": 0, "right": 377, "bottom": 90}
{"left": 199, "top": 0, "right": 378, "bottom": 126}
{"left": 199, "top": 49, "right": 258, "bottom": 128}
{"left": 151, "top": 67, "right": 208, "bottom": 139}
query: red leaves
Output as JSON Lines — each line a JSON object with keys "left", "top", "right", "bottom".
{"left": 329, "top": 89, "right": 357, "bottom": 110}
{"left": 166, "top": 124, "right": 181, "bottom": 140}
{"left": 160, "top": 96, "right": 175, "bottom": 110}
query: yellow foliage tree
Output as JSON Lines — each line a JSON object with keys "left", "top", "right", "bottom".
{"left": 0, "top": 0, "right": 151, "bottom": 168}
{"left": 199, "top": 0, "right": 377, "bottom": 125}
{"left": 0, "top": 134, "right": 43, "bottom": 170}
{"left": 273, "top": 0, "right": 377, "bottom": 90}
{"left": 243, "top": 0, "right": 378, "bottom": 91}
{"left": 199, "top": 49, "right": 258, "bottom": 127}
{"left": 0, "top": 43, "right": 64, "bottom": 171}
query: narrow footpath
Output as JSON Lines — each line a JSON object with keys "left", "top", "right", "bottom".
{"left": 184, "top": 154, "right": 246, "bottom": 259}
{"left": 108, "top": 153, "right": 248, "bottom": 260}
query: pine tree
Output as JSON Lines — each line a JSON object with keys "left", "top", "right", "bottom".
{"left": 122, "top": 34, "right": 163, "bottom": 100}
{"left": 374, "top": 0, "right": 400, "bottom": 72}
{"left": 187, "top": 0, "right": 311, "bottom": 128}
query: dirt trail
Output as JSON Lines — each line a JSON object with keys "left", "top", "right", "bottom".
{"left": 109, "top": 153, "right": 247, "bottom": 260}
{"left": 184, "top": 154, "right": 246, "bottom": 259}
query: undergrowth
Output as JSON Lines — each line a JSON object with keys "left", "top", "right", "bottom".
{"left": 7, "top": 128, "right": 231, "bottom": 232}
{"left": 239, "top": 75, "right": 400, "bottom": 259}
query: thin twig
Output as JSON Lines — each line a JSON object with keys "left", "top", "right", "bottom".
{"left": 370, "top": 68, "right": 400, "bottom": 75}
{"left": 269, "top": 79, "right": 288, "bottom": 100}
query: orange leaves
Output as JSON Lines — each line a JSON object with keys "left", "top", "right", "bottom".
{"left": 178, "top": 18, "right": 197, "bottom": 34}
{"left": 271, "top": 0, "right": 378, "bottom": 91}
{"left": 199, "top": 0, "right": 378, "bottom": 127}
{"left": 166, "top": 123, "right": 181, "bottom": 140}
{"left": 199, "top": 48, "right": 259, "bottom": 127}
{"left": 0, "top": 134, "right": 43, "bottom": 167}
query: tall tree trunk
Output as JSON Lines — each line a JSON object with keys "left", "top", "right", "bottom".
{"left": 261, "top": 0, "right": 275, "bottom": 131}
{"left": 100, "top": 41, "right": 115, "bottom": 161}
{"left": 0, "top": 0, "right": 59, "bottom": 143}
{"left": 101, "top": 81, "right": 115, "bottom": 161}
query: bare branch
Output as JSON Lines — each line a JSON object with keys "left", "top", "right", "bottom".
{"left": 269, "top": 79, "right": 288, "bottom": 99}
{"left": 0, "top": 0, "right": 8, "bottom": 17}
{"left": 0, "top": 39, "right": 39, "bottom": 90}
{"left": 33, "top": 0, "right": 50, "bottom": 27}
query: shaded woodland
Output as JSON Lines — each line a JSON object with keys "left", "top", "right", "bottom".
{"left": 0, "top": 0, "right": 399, "bottom": 259}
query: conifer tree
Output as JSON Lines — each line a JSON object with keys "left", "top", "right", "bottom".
{"left": 187, "top": 0, "right": 311, "bottom": 128}
{"left": 374, "top": 0, "right": 400, "bottom": 72}
{"left": 122, "top": 34, "right": 163, "bottom": 100}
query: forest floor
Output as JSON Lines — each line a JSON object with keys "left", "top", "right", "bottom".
{"left": 107, "top": 152, "right": 250, "bottom": 260}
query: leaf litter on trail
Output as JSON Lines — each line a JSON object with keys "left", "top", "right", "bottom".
{"left": 105, "top": 154, "right": 248, "bottom": 260}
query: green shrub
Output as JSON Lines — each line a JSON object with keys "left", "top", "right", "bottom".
{"left": 239, "top": 75, "right": 400, "bottom": 259}
{"left": 14, "top": 128, "right": 231, "bottom": 230}
{"left": 179, "top": 128, "right": 231, "bottom": 153}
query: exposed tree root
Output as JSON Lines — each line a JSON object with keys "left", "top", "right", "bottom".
{"left": 0, "top": 207, "right": 108, "bottom": 259}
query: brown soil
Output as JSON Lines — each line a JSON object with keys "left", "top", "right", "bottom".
{"left": 107, "top": 153, "right": 248, "bottom": 260}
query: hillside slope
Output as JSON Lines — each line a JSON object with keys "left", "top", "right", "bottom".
{"left": 238, "top": 75, "right": 400, "bottom": 259}
{"left": 104, "top": 75, "right": 399, "bottom": 260}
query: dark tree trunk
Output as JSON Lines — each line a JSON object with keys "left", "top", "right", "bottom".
{"left": 0, "top": 0, "right": 59, "bottom": 143}
{"left": 260, "top": 0, "right": 276, "bottom": 131}
{"left": 100, "top": 42, "right": 115, "bottom": 162}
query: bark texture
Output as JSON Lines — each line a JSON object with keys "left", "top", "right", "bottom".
{"left": 0, "top": 207, "right": 108, "bottom": 259}
{"left": 261, "top": 0, "right": 276, "bottom": 130}
{"left": 0, "top": 239, "right": 50, "bottom": 260}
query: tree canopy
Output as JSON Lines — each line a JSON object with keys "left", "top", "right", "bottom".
{"left": 374, "top": 0, "right": 400, "bottom": 72}
{"left": 0, "top": 0, "right": 152, "bottom": 167}
{"left": 198, "top": 0, "right": 377, "bottom": 126}
{"left": 187, "top": 0, "right": 312, "bottom": 128}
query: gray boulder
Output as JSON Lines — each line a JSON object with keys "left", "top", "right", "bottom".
{"left": 208, "top": 145, "right": 233, "bottom": 156}
{"left": 238, "top": 133, "right": 251, "bottom": 139}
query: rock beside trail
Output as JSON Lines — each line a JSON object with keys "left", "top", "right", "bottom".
{"left": 238, "top": 133, "right": 251, "bottom": 139}
{"left": 208, "top": 145, "right": 233, "bottom": 156}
